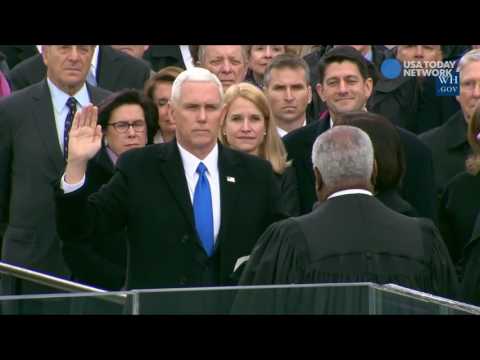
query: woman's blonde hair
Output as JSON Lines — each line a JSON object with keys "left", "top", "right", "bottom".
{"left": 466, "top": 103, "right": 480, "bottom": 175}
{"left": 219, "top": 82, "right": 290, "bottom": 174}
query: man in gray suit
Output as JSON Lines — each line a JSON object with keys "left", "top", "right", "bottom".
{"left": 0, "top": 46, "right": 111, "bottom": 297}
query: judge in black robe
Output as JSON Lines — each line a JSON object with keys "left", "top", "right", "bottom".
{"left": 235, "top": 125, "right": 458, "bottom": 314}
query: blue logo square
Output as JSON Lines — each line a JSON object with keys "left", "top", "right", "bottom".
{"left": 435, "top": 71, "right": 460, "bottom": 96}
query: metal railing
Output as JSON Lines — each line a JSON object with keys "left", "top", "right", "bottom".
{"left": 0, "top": 261, "right": 127, "bottom": 305}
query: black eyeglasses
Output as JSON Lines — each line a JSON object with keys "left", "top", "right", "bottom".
{"left": 108, "top": 120, "right": 146, "bottom": 133}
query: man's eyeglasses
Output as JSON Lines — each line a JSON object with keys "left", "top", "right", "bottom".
{"left": 108, "top": 120, "right": 146, "bottom": 133}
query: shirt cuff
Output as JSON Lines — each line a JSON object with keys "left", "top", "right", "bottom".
{"left": 61, "top": 174, "right": 86, "bottom": 193}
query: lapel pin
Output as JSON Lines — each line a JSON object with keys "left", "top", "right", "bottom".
{"left": 227, "top": 176, "right": 236, "bottom": 183}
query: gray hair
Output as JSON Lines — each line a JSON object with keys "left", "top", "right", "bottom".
{"left": 170, "top": 67, "right": 224, "bottom": 105}
{"left": 197, "top": 45, "right": 248, "bottom": 65}
{"left": 457, "top": 49, "right": 480, "bottom": 74}
{"left": 312, "top": 125, "right": 374, "bottom": 187}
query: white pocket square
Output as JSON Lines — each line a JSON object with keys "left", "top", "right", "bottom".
{"left": 234, "top": 255, "right": 250, "bottom": 272}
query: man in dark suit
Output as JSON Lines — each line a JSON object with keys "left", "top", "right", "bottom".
{"left": 0, "top": 45, "right": 111, "bottom": 288}
{"left": 55, "top": 67, "right": 284, "bottom": 291}
{"left": 238, "top": 125, "right": 458, "bottom": 312}
{"left": 8, "top": 45, "right": 151, "bottom": 92}
{"left": 284, "top": 46, "right": 436, "bottom": 222}
{"left": 420, "top": 48, "right": 480, "bottom": 198}
{"left": 263, "top": 53, "right": 314, "bottom": 138}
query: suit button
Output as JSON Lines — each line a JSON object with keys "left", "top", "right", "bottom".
{"left": 181, "top": 235, "right": 189, "bottom": 244}
{"left": 179, "top": 276, "right": 187, "bottom": 285}
{"left": 365, "top": 252, "right": 373, "bottom": 260}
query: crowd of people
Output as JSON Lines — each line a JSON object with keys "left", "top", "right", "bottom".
{"left": 1, "top": 44, "right": 480, "bottom": 311}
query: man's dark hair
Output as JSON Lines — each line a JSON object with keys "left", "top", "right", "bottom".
{"left": 264, "top": 53, "right": 310, "bottom": 87}
{"left": 98, "top": 89, "right": 159, "bottom": 144}
{"left": 335, "top": 111, "right": 406, "bottom": 192}
{"left": 318, "top": 46, "right": 371, "bottom": 84}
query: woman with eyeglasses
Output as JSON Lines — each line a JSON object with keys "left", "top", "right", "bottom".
{"left": 62, "top": 89, "right": 158, "bottom": 292}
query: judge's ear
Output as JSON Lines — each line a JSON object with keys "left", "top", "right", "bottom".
{"left": 314, "top": 166, "right": 324, "bottom": 197}
{"left": 371, "top": 159, "right": 378, "bottom": 189}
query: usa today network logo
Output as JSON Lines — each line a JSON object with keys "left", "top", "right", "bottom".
{"left": 380, "top": 58, "right": 459, "bottom": 96}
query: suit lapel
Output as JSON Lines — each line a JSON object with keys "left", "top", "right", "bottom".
{"left": 31, "top": 81, "right": 65, "bottom": 174}
{"left": 96, "top": 46, "right": 117, "bottom": 90}
{"left": 215, "top": 145, "right": 241, "bottom": 250}
{"left": 156, "top": 142, "right": 196, "bottom": 231}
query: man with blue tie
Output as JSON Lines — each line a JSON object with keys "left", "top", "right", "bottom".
{"left": 0, "top": 45, "right": 111, "bottom": 286}
{"left": 55, "top": 67, "right": 284, "bottom": 290}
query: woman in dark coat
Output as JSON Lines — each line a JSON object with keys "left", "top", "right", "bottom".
{"left": 335, "top": 111, "right": 417, "bottom": 217}
{"left": 442, "top": 103, "right": 480, "bottom": 282}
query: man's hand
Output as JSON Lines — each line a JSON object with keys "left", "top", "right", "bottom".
{"left": 64, "top": 105, "right": 102, "bottom": 184}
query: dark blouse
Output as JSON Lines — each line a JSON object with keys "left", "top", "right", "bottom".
{"left": 439, "top": 171, "right": 480, "bottom": 271}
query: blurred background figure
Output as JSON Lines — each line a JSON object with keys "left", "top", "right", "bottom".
{"left": 219, "top": 82, "right": 300, "bottom": 216}
{"left": 143, "top": 45, "right": 193, "bottom": 72}
{"left": 111, "top": 45, "right": 150, "bottom": 59}
{"left": 0, "top": 51, "right": 11, "bottom": 98}
{"left": 420, "top": 49, "right": 480, "bottom": 200}
{"left": 196, "top": 45, "right": 248, "bottom": 91}
{"left": 144, "top": 66, "right": 183, "bottom": 143}
{"left": 245, "top": 45, "right": 286, "bottom": 88}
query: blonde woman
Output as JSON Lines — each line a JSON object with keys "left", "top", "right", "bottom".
{"left": 220, "top": 82, "right": 299, "bottom": 216}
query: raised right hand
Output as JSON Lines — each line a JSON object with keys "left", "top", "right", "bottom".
{"left": 64, "top": 105, "right": 102, "bottom": 184}
{"left": 67, "top": 105, "right": 102, "bottom": 164}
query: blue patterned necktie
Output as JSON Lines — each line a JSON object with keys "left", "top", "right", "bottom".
{"left": 193, "top": 162, "right": 214, "bottom": 257}
{"left": 64, "top": 97, "right": 77, "bottom": 160}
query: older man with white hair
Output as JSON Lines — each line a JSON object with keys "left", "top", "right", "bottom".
{"left": 239, "top": 125, "right": 458, "bottom": 302}
{"left": 55, "top": 67, "right": 284, "bottom": 291}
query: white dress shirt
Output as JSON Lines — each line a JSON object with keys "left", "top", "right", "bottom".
{"left": 276, "top": 119, "right": 307, "bottom": 138}
{"left": 61, "top": 142, "right": 222, "bottom": 244}
{"left": 89, "top": 45, "right": 100, "bottom": 82}
{"left": 179, "top": 45, "right": 194, "bottom": 69}
{"left": 177, "top": 142, "right": 221, "bottom": 243}
{"left": 46, "top": 78, "right": 91, "bottom": 154}
{"left": 327, "top": 189, "right": 373, "bottom": 200}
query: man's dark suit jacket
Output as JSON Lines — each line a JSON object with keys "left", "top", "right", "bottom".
{"left": 0, "top": 45, "right": 38, "bottom": 70}
{"left": 143, "top": 45, "right": 186, "bottom": 72}
{"left": 62, "top": 147, "right": 126, "bottom": 290}
{"left": 55, "top": 141, "right": 284, "bottom": 290}
{"left": 0, "top": 80, "right": 111, "bottom": 277}
{"left": 238, "top": 194, "right": 458, "bottom": 309}
{"left": 283, "top": 113, "right": 436, "bottom": 221}
{"left": 439, "top": 171, "right": 480, "bottom": 273}
{"left": 420, "top": 110, "right": 470, "bottom": 198}
{"left": 9, "top": 46, "right": 151, "bottom": 92}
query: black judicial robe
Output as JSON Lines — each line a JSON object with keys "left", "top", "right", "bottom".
{"left": 234, "top": 194, "right": 458, "bottom": 314}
